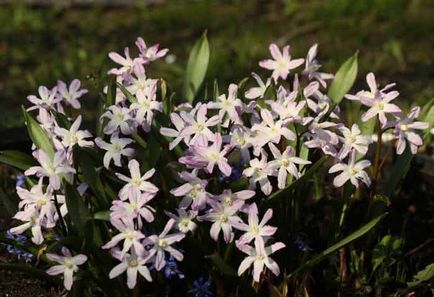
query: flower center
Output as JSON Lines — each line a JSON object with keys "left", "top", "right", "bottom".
{"left": 277, "top": 59, "right": 289, "bottom": 72}
{"left": 374, "top": 101, "right": 385, "bottom": 111}
{"left": 125, "top": 231, "right": 134, "bottom": 240}
{"left": 158, "top": 238, "right": 168, "bottom": 248}
{"left": 36, "top": 196, "right": 47, "bottom": 206}
{"left": 400, "top": 124, "right": 408, "bottom": 132}
{"left": 64, "top": 259, "right": 74, "bottom": 269}
{"left": 179, "top": 218, "right": 190, "bottom": 228}
{"left": 219, "top": 214, "right": 229, "bottom": 223}
{"left": 250, "top": 224, "right": 260, "bottom": 235}
{"left": 128, "top": 258, "right": 139, "bottom": 267}
{"left": 280, "top": 158, "right": 289, "bottom": 167}
{"left": 255, "top": 254, "right": 265, "bottom": 261}
{"left": 131, "top": 178, "right": 141, "bottom": 187}
{"left": 347, "top": 135, "right": 356, "bottom": 143}
{"left": 223, "top": 196, "right": 233, "bottom": 206}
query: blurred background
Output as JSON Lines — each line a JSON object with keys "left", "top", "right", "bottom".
{"left": 0, "top": 0, "right": 433, "bottom": 137}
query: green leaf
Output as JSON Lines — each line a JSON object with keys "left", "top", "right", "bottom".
{"left": 327, "top": 52, "right": 358, "bottom": 104}
{"left": 22, "top": 107, "right": 55, "bottom": 158}
{"left": 183, "top": 32, "right": 210, "bottom": 102}
{"left": 93, "top": 210, "right": 110, "bottom": 221}
{"left": 0, "top": 187, "right": 17, "bottom": 216}
{"left": 116, "top": 82, "right": 137, "bottom": 103}
{"left": 408, "top": 263, "right": 434, "bottom": 287}
{"left": 65, "top": 183, "right": 91, "bottom": 234}
{"left": 74, "top": 148, "right": 108, "bottom": 207}
{"left": 205, "top": 252, "right": 237, "bottom": 276}
{"left": 384, "top": 146, "right": 413, "bottom": 197}
{"left": 265, "top": 156, "right": 327, "bottom": 204}
{"left": 0, "top": 150, "right": 36, "bottom": 170}
{"left": 287, "top": 213, "right": 387, "bottom": 280}
{"left": 421, "top": 99, "right": 434, "bottom": 142}
{"left": 107, "top": 75, "right": 117, "bottom": 106}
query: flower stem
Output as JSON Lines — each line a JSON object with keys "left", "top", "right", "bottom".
{"left": 373, "top": 117, "right": 383, "bottom": 182}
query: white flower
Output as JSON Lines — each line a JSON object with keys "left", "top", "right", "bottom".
{"left": 179, "top": 104, "right": 220, "bottom": 145}
{"left": 237, "top": 238, "right": 285, "bottom": 283}
{"left": 251, "top": 109, "right": 295, "bottom": 147}
{"left": 268, "top": 143, "right": 311, "bottom": 189}
{"left": 115, "top": 159, "right": 159, "bottom": 199}
{"left": 143, "top": 219, "right": 185, "bottom": 271}
{"left": 125, "top": 64, "right": 157, "bottom": 96}
{"left": 130, "top": 86, "right": 162, "bottom": 132}
{"left": 245, "top": 73, "right": 271, "bottom": 100}
{"left": 109, "top": 249, "right": 152, "bottom": 289}
{"left": 160, "top": 112, "right": 189, "bottom": 150}
{"left": 101, "top": 105, "right": 134, "bottom": 135}
{"left": 164, "top": 209, "right": 198, "bottom": 233}
{"left": 329, "top": 151, "right": 371, "bottom": 188}
{"left": 95, "top": 134, "right": 134, "bottom": 168}
{"left": 27, "top": 86, "right": 60, "bottom": 111}
{"left": 25, "top": 150, "right": 76, "bottom": 190}
{"left": 54, "top": 115, "right": 93, "bottom": 149}
{"left": 393, "top": 106, "right": 429, "bottom": 155}
{"left": 57, "top": 79, "right": 88, "bottom": 109}
{"left": 243, "top": 152, "right": 274, "bottom": 195}
{"left": 46, "top": 247, "right": 87, "bottom": 291}
{"left": 259, "top": 43, "right": 304, "bottom": 82}
{"left": 337, "top": 124, "right": 372, "bottom": 159}
{"left": 302, "top": 43, "right": 334, "bottom": 88}
{"left": 199, "top": 199, "right": 244, "bottom": 243}
{"left": 208, "top": 84, "right": 243, "bottom": 127}
{"left": 170, "top": 171, "right": 209, "bottom": 211}
{"left": 102, "top": 219, "right": 145, "bottom": 258}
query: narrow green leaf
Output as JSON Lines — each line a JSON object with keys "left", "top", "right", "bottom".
{"left": 205, "top": 252, "right": 237, "bottom": 276}
{"left": 107, "top": 75, "right": 117, "bottom": 106}
{"left": 65, "top": 183, "right": 91, "bottom": 234}
{"left": 183, "top": 32, "right": 210, "bottom": 102}
{"left": 407, "top": 262, "right": 434, "bottom": 287}
{"left": 265, "top": 156, "right": 327, "bottom": 204}
{"left": 384, "top": 146, "right": 413, "bottom": 197}
{"left": 22, "top": 107, "right": 55, "bottom": 158}
{"left": 287, "top": 213, "right": 387, "bottom": 280}
{"left": 116, "top": 82, "right": 137, "bottom": 103}
{"left": 0, "top": 150, "right": 36, "bottom": 170}
{"left": 327, "top": 52, "right": 358, "bottom": 104}
{"left": 74, "top": 148, "right": 108, "bottom": 207}
{"left": 213, "top": 79, "right": 219, "bottom": 100}
{"left": 93, "top": 210, "right": 110, "bottom": 221}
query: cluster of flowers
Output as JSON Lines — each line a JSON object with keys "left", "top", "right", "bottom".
{"left": 8, "top": 36, "right": 429, "bottom": 292}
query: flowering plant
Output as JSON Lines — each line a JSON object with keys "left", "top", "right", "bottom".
{"left": 0, "top": 33, "right": 433, "bottom": 296}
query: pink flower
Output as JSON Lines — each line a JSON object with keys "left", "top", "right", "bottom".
{"left": 170, "top": 171, "right": 209, "bottom": 211}
{"left": 136, "top": 37, "right": 169, "bottom": 63}
{"left": 46, "top": 247, "right": 87, "bottom": 291}
{"left": 393, "top": 106, "right": 428, "bottom": 154}
{"left": 259, "top": 43, "right": 304, "bottom": 82}
{"left": 301, "top": 44, "right": 334, "bottom": 88}
{"left": 27, "top": 86, "right": 60, "bottom": 111}
{"left": 236, "top": 238, "right": 285, "bottom": 282}
{"left": 57, "top": 79, "right": 88, "bottom": 109}
{"left": 214, "top": 189, "right": 255, "bottom": 207}
{"left": 329, "top": 151, "right": 371, "bottom": 188}
{"left": 199, "top": 199, "right": 244, "bottom": 243}
{"left": 143, "top": 219, "right": 185, "bottom": 271}
{"left": 125, "top": 64, "right": 157, "bottom": 96}
{"left": 160, "top": 112, "right": 189, "bottom": 150}
{"left": 346, "top": 73, "right": 401, "bottom": 127}
{"left": 181, "top": 133, "right": 232, "bottom": 176}
{"left": 108, "top": 47, "right": 143, "bottom": 76}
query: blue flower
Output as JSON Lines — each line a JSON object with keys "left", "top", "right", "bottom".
{"left": 188, "top": 277, "right": 213, "bottom": 297}
{"left": 294, "top": 237, "right": 312, "bottom": 252}
{"left": 15, "top": 174, "right": 26, "bottom": 188}
{"left": 163, "top": 255, "right": 185, "bottom": 280}
{"left": 219, "top": 166, "right": 242, "bottom": 183}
